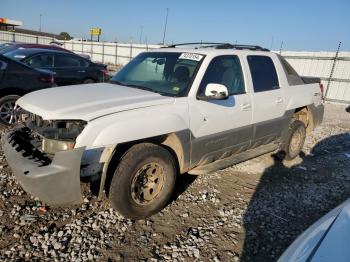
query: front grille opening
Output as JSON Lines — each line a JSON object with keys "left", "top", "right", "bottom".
{"left": 9, "top": 128, "right": 52, "bottom": 166}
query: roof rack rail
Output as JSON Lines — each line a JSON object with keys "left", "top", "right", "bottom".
{"left": 162, "top": 42, "right": 270, "bottom": 51}
{"left": 215, "top": 44, "right": 270, "bottom": 51}
{"left": 162, "top": 42, "right": 229, "bottom": 48}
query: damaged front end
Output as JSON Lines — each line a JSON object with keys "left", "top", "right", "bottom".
{"left": 24, "top": 113, "right": 87, "bottom": 155}
{"left": 1, "top": 113, "right": 88, "bottom": 206}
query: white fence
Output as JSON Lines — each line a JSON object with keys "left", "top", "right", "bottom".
{"left": 62, "top": 41, "right": 161, "bottom": 66}
{"left": 0, "top": 30, "right": 162, "bottom": 65}
{"left": 281, "top": 50, "right": 350, "bottom": 104}
{"left": 1, "top": 30, "right": 349, "bottom": 104}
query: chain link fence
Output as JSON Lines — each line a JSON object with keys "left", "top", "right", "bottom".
{"left": 0, "top": 30, "right": 349, "bottom": 104}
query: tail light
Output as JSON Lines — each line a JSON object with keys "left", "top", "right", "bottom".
{"left": 101, "top": 68, "right": 109, "bottom": 75}
{"left": 101, "top": 67, "right": 110, "bottom": 82}
{"left": 39, "top": 75, "right": 54, "bottom": 84}
{"left": 319, "top": 83, "right": 324, "bottom": 99}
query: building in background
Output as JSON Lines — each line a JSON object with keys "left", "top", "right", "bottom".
{"left": 0, "top": 17, "right": 23, "bottom": 31}
{"left": 0, "top": 17, "right": 64, "bottom": 40}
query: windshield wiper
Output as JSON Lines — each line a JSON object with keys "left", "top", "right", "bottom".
{"left": 124, "top": 84, "right": 166, "bottom": 95}
{"left": 109, "top": 80, "right": 123, "bottom": 85}
{"left": 109, "top": 80, "right": 166, "bottom": 96}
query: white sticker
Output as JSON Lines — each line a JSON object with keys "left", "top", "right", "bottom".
{"left": 179, "top": 53, "right": 203, "bottom": 61}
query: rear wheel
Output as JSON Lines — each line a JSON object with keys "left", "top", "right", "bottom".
{"left": 109, "top": 143, "right": 177, "bottom": 219}
{"left": 281, "top": 120, "right": 306, "bottom": 160}
{"left": 0, "top": 95, "right": 21, "bottom": 126}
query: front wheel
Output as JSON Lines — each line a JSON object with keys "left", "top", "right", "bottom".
{"left": 0, "top": 95, "right": 21, "bottom": 126}
{"left": 109, "top": 143, "right": 177, "bottom": 219}
{"left": 281, "top": 120, "right": 306, "bottom": 160}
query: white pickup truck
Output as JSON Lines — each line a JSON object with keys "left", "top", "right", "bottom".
{"left": 2, "top": 43, "right": 324, "bottom": 219}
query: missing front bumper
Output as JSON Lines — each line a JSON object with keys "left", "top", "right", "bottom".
{"left": 1, "top": 130, "right": 85, "bottom": 206}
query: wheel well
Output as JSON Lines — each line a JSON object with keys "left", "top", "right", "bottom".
{"left": 293, "top": 106, "right": 314, "bottom": 133}
{"left": 103, "top": 133, "right": 184, "bottom": 196}
{"left": 0, "top": 88, "right": 26, "bottom": 98}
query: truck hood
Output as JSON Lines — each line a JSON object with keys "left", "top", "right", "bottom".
{"left": 17, "top": 83, "right": 175, "bottom": 121}
{"left": 279, "top": 198, "right": 350, "bottom": 262}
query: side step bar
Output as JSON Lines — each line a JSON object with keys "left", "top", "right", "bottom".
{"left": 188, "top": 143, "right": 279, "bottom": 175}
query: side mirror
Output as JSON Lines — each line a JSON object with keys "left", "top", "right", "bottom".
{"left": 201, "top": 83, "right": 229, "bottom": 100}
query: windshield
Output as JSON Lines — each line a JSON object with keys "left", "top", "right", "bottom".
{"left": 111, "top": 52, "right": 204, "bottom": 96}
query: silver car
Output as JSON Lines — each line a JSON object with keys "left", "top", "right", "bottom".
{"left": 279, "top": 198, "right": 350, "bottom": 262}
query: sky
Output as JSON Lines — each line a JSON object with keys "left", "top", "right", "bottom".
{"left": 1, "top": 0, "right": 350, "bottom": 51}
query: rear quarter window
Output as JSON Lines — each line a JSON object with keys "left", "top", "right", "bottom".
{"left": 55, "top": 55, "right": 82, "bottom": 67}
{"left": 278, "top": 55, "right": 304, "bottom": 86}
{"left": 247, "top": 55, "right": 279, "bottom": 92}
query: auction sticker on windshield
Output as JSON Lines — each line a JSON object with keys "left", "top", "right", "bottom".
{"left": 179, "top": 53, "right": 203, "bottom": 61}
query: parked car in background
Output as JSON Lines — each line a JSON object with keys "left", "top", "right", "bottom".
{"left": 279, "top": 198, "right": 350, "bottom": 262}
{"left": 4, "top": 48, "right": 109, "bottom": 86}
{"left": 0, "top": 42, "right": 91, "bottom": 60}
{"left": 0, "top": 42, "right": 71, "bottom": 54}
{"left": 0, "top": 54, "right": 54, "bottom": 125}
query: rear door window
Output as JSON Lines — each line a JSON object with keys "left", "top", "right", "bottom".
{"left": 247, "top": 55, "right": 279, "bottom": 92}
{"left": 55, "top": 55, "right": 82, "bottom": 68}
{"left": 26, "top": 54, "right": 54, "bottom": 68}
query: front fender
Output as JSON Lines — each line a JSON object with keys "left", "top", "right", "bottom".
{"left": 75, "top": 103, "right": 190, "bottom": 148}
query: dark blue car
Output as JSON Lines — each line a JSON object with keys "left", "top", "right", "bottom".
{"left": 4, "top": 48, "right": 109, "bottom": 86}
{"left": 0, "top": 54, "right": 55, "bottom": 125}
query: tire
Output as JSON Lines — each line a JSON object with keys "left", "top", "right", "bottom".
{"left": 83, "top": 79, "right": 95, "bottom": 84}
{"left": 109, "top": 143, "right": 177, "bottom": 219}
{"left": 281, "top": 120, "right": 306, "bottom": 160}
{"left": 0, "top": 95, "right": 21, "bottom": 126}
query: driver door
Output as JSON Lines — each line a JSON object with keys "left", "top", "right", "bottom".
{"left": 189, "top": 55, "right": 253, "bottom": 167}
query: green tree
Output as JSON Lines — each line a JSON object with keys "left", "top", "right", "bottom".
{"left": 59, "top": 32, "right": 72, "bottom": 40}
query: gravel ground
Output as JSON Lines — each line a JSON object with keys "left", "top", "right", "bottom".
{"left": 0, "top": 103, "right": 349, "bottom": 262}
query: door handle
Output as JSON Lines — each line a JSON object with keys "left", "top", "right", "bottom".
{"left": 241, "top": 103, "right": 251, "bottom": 111}
{"left": 78, "top": 70, "right": 86, "bottom": 73}
{"left": 275, "top": 97, "right": 283, "bottom": 104}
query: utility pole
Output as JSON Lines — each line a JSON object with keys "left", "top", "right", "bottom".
{"left": 139, "top": 26, "right": 143, "bottom": 44}
{"left": 39, "top": 14, "right": 42, "bottom": 32}
{"left": 279, "top": 40, "right": 284, "bottom": 54}
{"left": 162, "top": 8, "right": 169, "bottom": 45}
{"left": 325, "top": 41, "right": 342, "bottom": 99}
